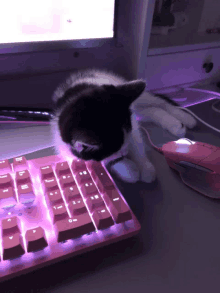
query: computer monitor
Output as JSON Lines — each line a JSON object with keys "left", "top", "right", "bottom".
{"left": 138, "top": 0, "right": 220, "bottom": 96}
{"left": 0, "top": 0, "right": 220, "bottom": 111}
{"left": 0, "top": 0, "right": 115, "bottom": 54}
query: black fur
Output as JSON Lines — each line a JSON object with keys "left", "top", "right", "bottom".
{"left": 53, "top": 78, "right": 179, "bottom": 162}
{"left": 56, "top": 83, "right": 138, "bottom": 161}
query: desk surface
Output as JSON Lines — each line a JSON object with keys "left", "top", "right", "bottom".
{"left": 1, "top": 99, "right": 220, "bottom": 293}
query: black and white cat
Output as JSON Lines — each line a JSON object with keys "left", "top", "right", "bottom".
{"left": 51, "top": 68, "right": 197, "bottom": 183}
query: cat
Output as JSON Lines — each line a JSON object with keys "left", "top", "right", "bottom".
{"left": 50, "top": 68, "right": 197, "bottom": 183}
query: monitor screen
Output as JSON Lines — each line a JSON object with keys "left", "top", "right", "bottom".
{"left": 0, "top": 0, "right": 115, "bottom": 53}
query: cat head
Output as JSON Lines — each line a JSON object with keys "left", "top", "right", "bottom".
{"left": 56, "top": 80, "right": 146, "bottom": 161}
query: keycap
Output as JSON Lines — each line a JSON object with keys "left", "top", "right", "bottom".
{"left": 90, "top": 167, "right": 114, "bottom": 193}
{"left": 54, "top": 213, "right": 95, "bottom": 242}
{"left": 55, "top": 161, "right": 71, "bottom": 177}
{"left": 15, "top": 170, "right": 32, "bottom": 185}
{"left": 92, "top": 208, "right": 114, "bottom": 230}
{"left": 103, "top": 189, "right": 132, "bottom": 223}
{"left": 0, "top": 159, "right": 12, "bottom": 175}
{"left": 50, "top": 203, "right": 69, "bottom": 223}
{"left": 71, "top": 159, "right": 86, "bottom": 172}
{"left": 46, "top": 189, "right": 64, "bottom": 206}
{"left": 86, "top": 161, "right": 102, "bottom": 170}
{"left": 25, "top": 227, "right": 48, "bottom": 252}
{"left": 59, "top": 174, "right": 76, "bottom": 189}
{"left": 3, "top": 233, "right": 25, "bottom": 260}
{"left": 0, "top": 173, "right": 14, "bottom": 189}
{"left": 42, "top": 177, "right": 58, "bottom": 192}
{"left": 13, "top": 156, "right": 28, "bottom": 172}
{"left": 86, "top": 194, "right": 105, "bottom": 212}
{"left": 63, "top": 185, "right": 81, "bottom": 202}
{"left": 75, "top": 169, "right": 92, "bottom": 184}
{"left": 80, "top": 181, "right": 98, "bottom": 197}
{"left": 1, "top": 216, "right": 21, "bottom": 237}
{"left": 68, "top": 198, "right": 87, "bottom": 216}
{"left": 0, "top": 187, "right": 17, "bottom": 209}
{"left": 17, "top": 183, "right": 36, "bottom": 204}
{"left": 40, "top": 165, "right": 54, "bottom": 180}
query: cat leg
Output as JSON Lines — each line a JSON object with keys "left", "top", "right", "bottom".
{"left": 132, "top": 91, "right": 197, "bottom": 130}
{"left": 109, "top": 158, "right": 140, "bottom": 183}
{"left": 135, "top": 107, "right": 188, "bottom": 137}
{"left": 127, "top": 118, "right": 157, "bottom": 183}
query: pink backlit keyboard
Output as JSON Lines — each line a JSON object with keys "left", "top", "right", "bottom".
{"left": 0, "top": 154, "right": 141, "bottom": 282}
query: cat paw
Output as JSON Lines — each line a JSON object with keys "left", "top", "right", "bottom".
{"left": 110, "top": 158, "right": 140, "bottom": 183}
{"left": 140, "top": 161, "right": 156, "bottom": 183}
{"left": 170, "top": 123, "right": 187, "bottom": 137}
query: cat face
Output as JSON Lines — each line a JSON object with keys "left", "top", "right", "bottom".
{"left": 57, "top": 81, "right": 146, "bottom": 161}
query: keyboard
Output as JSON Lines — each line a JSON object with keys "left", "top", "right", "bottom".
{"left": 0, "top": 154, "right": 141, "bottom": 282}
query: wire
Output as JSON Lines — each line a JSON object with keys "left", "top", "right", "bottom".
{"left": 140, "top": 126, "right": 164, "bottom": 154}
{"left": 212, "top": 100, "right": 220, "bottom": 113}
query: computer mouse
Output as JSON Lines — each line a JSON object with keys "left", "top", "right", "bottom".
{"left": 161, "top": 138, "right": 220, "bottom": 199}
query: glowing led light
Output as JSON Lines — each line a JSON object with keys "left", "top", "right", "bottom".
{"left": 113, "top": 198, "right": 120, "bottom": 201}
{"left": 15, "top": 157, "right": 23, "bottom": 162}
{"left": 175, "top": 138, "right": 196, "bottom": 145}
{"left": 41, "top": 166, "right": 49, "bottom": 169}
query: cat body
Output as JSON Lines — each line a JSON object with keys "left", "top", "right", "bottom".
{"left": 51, "top": 68, "right": 197, "bottom": 183}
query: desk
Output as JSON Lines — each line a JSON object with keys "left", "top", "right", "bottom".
{"left": 1, "top": 99, "right": 220, "bottom": 292}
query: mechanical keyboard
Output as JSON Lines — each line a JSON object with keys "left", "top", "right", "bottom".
{"left": 0, "top": 154, "right": 141, "bottom": 282}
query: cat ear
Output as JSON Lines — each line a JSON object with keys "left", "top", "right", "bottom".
{"left": 104, "top": 80, "right": 146, "bottom": 105}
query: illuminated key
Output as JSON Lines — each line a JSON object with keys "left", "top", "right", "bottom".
{"left": 90, "top": 167, "right": 114, "bottom": 193}
{"left": 0, "top": 173, "right": 14, "bottom": 189}
{"left": 54, "top": 213, "right": 95, "bottom": 242}
{"left": 3, "top": 233, "right": 25, "bottom": 260}
{"left": 46, "top": 189, "right": 64, "bottom": 206}
{"left": 0, "top": 159, "right": 12, "bottom": 175}
{"left": 0, "top": 187, "right": 17, "bottom": 209}
{"left": 1, "top": 216, "right": 21, "bottom": 237}
{"left": 86, "top": 194, "right": 105, "bottom": 212}
{"left": 15, "top": 170, "right": 31, "bottom": 185}
{"left": 75, "top": 169, "right": 92, "bottom": 184}
{"left": 17, "top": 183, "right": 36, "bottom": 204}
{"left": 92, "top": 208, "right": 114, "bottom": 230}
{"left": 80, "top": 181, "right": 98, "bottom": 197}
{"left": 103, "top": 189, "right": 132, "bottom": 223}
{"left": 25, "top": 227, "right": 48, "bottom": 252}
{"left": 42, "top": 177, "right": 58, "bottom": 192}
{"left": 55, "top": 161, "right": 71, "bottom": 177}
{"left": 50, "top": 203, "right": 68, "bottom": 223}
{"left": 68, "top": 198, "right": 87, "bottom": 216}
{"left": 13, "top": 156, "right": 28, "bottom": 172}
{"left": 63, "top": 185, "right": 81, "bottom": 202}
{"left": 71, "top": 159, "right": 86, "bottom": 172}
{"left": 59, "top": 174, "right": 76, "bottom": 189}
{"left": 40, "top": 165, "right": 54, "bottom": 180}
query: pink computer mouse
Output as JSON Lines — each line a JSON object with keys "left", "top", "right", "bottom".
{"left": 161, "top": 138, "right": 220, "bottom": 199}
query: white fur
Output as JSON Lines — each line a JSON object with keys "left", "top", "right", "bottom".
{"left": 51, "top": 68, "right": 197, "bottom": 183}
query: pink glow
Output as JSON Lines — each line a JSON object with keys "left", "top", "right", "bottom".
{"left": 0, "top": 154, "right": 140, "bottom": 282}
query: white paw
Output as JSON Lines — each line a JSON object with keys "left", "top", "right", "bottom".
{"left": 140, "top": 161, "right": 156, "bottom": 183}
{"left": 110, "top": 158, "right": 140, "bottom": 183}
{"left": 170, "top": 124, "right": 187, "bottom": 137}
